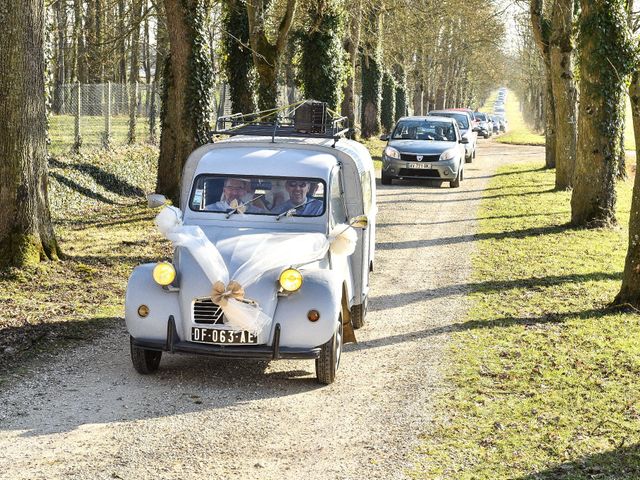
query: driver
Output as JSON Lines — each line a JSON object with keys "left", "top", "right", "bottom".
{"left": 207, "top": 178, "right": 264, "bottom": 213}
{"left": 274, "top": 179, "right": 324, "bottom": 216}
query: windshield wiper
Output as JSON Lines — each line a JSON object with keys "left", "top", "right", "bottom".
{"left": 225, "top": 194, "right": 265, "bottom": 218}
{"left": 275, "top": 199, "right": 314, "bottom": 221}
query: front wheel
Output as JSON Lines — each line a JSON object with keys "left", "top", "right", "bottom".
{"left": 381, "top": 171, "right": 392, "bottom": 185}
{"left": 130, "top": 336, "right": 162, "bottom": 374}
{"left": 316, "top": 319, "right": 343, "bottom": 385}
{"left": 450, "top": 169, "right": 461, "bottom": 188}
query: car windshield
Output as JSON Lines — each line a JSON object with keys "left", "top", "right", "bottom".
{"left": 473, "top": 113, "right": 487, "bottom": 121}
{"left": 391, "top": 120, "right": 456, "bottom": 141}
{"left": 189, "top": 174, "right": 326, "bottom": 217}
{"left": 431, "top": 112, "right": 469, "bottom": 129}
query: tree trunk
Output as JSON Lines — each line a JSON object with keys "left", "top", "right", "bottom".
{"left": 360, "top": 5, "right": 382, "bottom": 138}
{"left": 530, "top": 0, "right": 556, "bottom": 169}
{"left": 128, "top": 0, "right": 142, "bottom": 144}
{"left": 341, "top": 0, "right": 361, "bottom": 135}
{"left": 571, "top": 0, "right": 636, "bottom": 227}
{"left": 0, "top": 0, "right": 62, "bottom": 268}
{"left": 549, "top": 0, "right": 577, "bottom": 189}
{"left": 613, "top": 71, "right": 640, "bottom": 306}
{"left": 157, "top": 0, "right": 215, "bottom": 205}
{"left": 222, "top": 0, "right": 256, "bottom": 114}
{"left": 53, "top": 0, "right": 67, "bottom": 114}
{"left": 298, "top": 0, "right": 345, "bottom": 111}
{"left": 246, "top": 0, "right": 297, "bottom": 110}
{"left": 72, "top": 0, "right": 87, "bottom": 83}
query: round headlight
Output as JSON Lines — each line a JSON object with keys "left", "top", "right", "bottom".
{"left": 439, "top": 148, "right": 457, "bottom": 161}
{"left": 279, "top": 268, "right": 303, "bottom": 292}
{"left": 384, "top": 146, "right": 401, "bottom": 160}
{"left": 153, "top": 262, "right": 176, "bottom": 286}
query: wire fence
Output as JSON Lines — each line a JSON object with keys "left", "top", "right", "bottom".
{"left": 49, "top": 82, "right": 362, "bottom": 155}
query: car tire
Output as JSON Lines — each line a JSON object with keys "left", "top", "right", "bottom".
{"left": 351, "top": 299, "right": 367, "bottom": 330}
{"left": 130, "top": 336, "right": 162, "bottom": 374}
{"left": 381, "top": 172, "right": 392, "bottom": 185}
{"left": 450, "top": 170, "right": 461, "bottom": 188}
{"left": 465, "top": 153, "right": 472, "bottom": 164}
{"left": 473, "top": 149, "right": 477, "bottom": 159}
{"left": 316, "top": 319, "right": 343, "bottom": 385}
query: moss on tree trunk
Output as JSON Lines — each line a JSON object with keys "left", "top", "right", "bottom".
{"left": 157, "top": 0, "right": 214, "bottom": 205}
{"left": 614, "top": 72, "right": 640, "bottom": 307}
{"left": 571, "top": 0, "right": 636, "bottom": 227}
{"left": 0, "top": 0, "right": 62, "bottom": 269}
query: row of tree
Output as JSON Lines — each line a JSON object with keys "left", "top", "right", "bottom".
{"left": 511, "top": 0, "right": 640, "bottom": 307}
{"left": 0, "top": 0, "right": 506, "bottom": 270}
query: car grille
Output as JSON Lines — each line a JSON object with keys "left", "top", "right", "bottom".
{"left": 193, "top": 298, "right": 225, "bottom": 324}
{"left": 398, "top": 168, "right": 441, "bottom": 178}
{"left": 400, "top": 153, "right": 441, "bottom": 162}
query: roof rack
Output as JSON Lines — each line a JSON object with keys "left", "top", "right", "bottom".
{"left": 211, "top": 100, "right": 350, "bottom": 145}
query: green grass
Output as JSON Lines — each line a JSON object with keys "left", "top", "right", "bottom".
{"left": 487, "top": 91, "right": 545, "bottom": 146}
{"left": 49, "top": 114, "right": 157, "bottom": 155}
{"left": 360, "top": 136, "right": 385, "bottom": 170}
{"left": 0, "top": 145, "right": 168, "bottom": 380}
{"left": 413, "top": 164, "right": 640, "bottom": 479}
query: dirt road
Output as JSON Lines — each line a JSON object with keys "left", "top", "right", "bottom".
{"left": 0, "top": 141, "right": 542, "bottom": 480}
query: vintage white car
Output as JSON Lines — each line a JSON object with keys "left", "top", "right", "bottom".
{"left": 125, "top": 111, "right": 376, "bottom": 384}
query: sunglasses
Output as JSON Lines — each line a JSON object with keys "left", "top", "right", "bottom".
{"left": 286, "top": 181, "right": 309, "bottom": 188}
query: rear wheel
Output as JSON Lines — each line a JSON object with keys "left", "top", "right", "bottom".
{"left": 130, "top": 336, "right": 162, "bottom": 374}
{"left": 381, "top": 171, "right": 392, "bottom": 185}
{"left": 351, "top": 299, "right": 368, "bottom": 329}
{"left": 316, "top": 319, "right": 343, "bottom": 385}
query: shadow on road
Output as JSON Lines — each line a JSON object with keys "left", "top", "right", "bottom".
{"left": 375, "top": 223, "right": 574, "bottom": 250}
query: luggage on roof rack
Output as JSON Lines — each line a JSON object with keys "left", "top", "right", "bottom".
{"left": 211, "top": 100, "right": 350, "bottom": 142}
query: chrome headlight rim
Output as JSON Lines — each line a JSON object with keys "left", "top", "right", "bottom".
{"left": 439, "top": 148, "right": 458, "bottom": 161}
{"left": 152, "top": 261, "right": 176, "bottom": 286}
{"left": 279, "top": 268, "right": 303, "bottom": 293}
{"left": 383, "top": 146, "right": 401, "bottom": 160}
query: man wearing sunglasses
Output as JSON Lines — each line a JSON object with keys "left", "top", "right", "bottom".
{"left": 274, "top": 179, "right": 324, "bottom": 216}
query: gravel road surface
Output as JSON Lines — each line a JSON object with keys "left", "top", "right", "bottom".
{"left": 0, "top": 141, "right": 541, "bottom": 480}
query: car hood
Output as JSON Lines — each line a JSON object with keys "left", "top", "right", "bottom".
{"left": 387, "top": 140, "right": 457, "bottom": 154}
{"left": 178, "top": 228, "right": 329, "bottom": 323}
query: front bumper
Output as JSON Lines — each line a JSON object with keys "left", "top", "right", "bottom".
{"left": 382, "top": 155, "right": 459, "bottom": 180}
{"left": 132, "top": 316, "right": 322, "bottom": 360}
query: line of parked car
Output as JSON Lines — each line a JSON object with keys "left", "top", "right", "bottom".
{"left": 379, "top": 87, "right": 509, "bottom": 188}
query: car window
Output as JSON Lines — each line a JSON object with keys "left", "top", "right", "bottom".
{"left": 391, "top": 120, "right": 456, "bottom": 141}
{"left": 330, "top": 171, "right": 347, "bottom": 226}
{"left": 189, "top": 174, "right": 326, "bottom": 217}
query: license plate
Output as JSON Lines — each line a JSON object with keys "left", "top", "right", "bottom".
{"left": 408, "top": 162, "right": 431, "bottom": 169}
{"left": 191, "top": 327, "right": 257, "bottom": 345}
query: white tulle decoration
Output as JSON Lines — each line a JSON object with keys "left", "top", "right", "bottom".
{"left": 329, "top": 224, "right": 358, "bottom": 256}
{"left": 154, "top": 206, "right": 359, "bottom": 335}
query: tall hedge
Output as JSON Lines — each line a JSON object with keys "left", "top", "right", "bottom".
{"left": 221, "top": 0, "right": 256, "bottom": 114}
{"left": 360, "top": 7, "right": 383, "bottom": 138}
{"left": 297, "top": 3, "right": 345, "bottom": 111}
{"left": 394, "top": 64, "right": 408, "bottom": 120}
{"left": 381, "top": 70, "right": 396, "bottom": 132}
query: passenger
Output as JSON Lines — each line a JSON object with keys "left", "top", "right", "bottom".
{"left": 207, "top": 178, "right": 264, "bottom": 213}
{"left": 274, "top": 180, "right": 324, "bottom": 216}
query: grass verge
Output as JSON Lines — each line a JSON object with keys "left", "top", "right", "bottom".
{"left": 413, "top": 163, "right": 640, "bottom": 479}
{"left": 360, "top": 136, "right": 385, "bottom": 170}
{"left": 0, "top": 145, "right": 169, "bottom": 383}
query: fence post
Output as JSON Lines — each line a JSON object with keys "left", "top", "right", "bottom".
{"left": 73, "top": 82, "right": 82, "bottom": 152}
{"left": 149, "top": 81, "right": 157, "bottom": 144}
{"left": 128, "top": 81, "right": 138, "bottom": 144}
{"left": 103, "top": 82, "right": 112, "bottom": 149}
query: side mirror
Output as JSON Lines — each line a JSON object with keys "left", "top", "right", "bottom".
{"left": 459, "top": 137, "right": 469, "bottom": 144}
{"left": 349, "top": 215, "right": 369, "bottom": 229}
{"left": 147, "top": 193, "right": 168, "bottom": 208}
{"left": 379, "top": 134, "right": 389, "bottom": 141}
